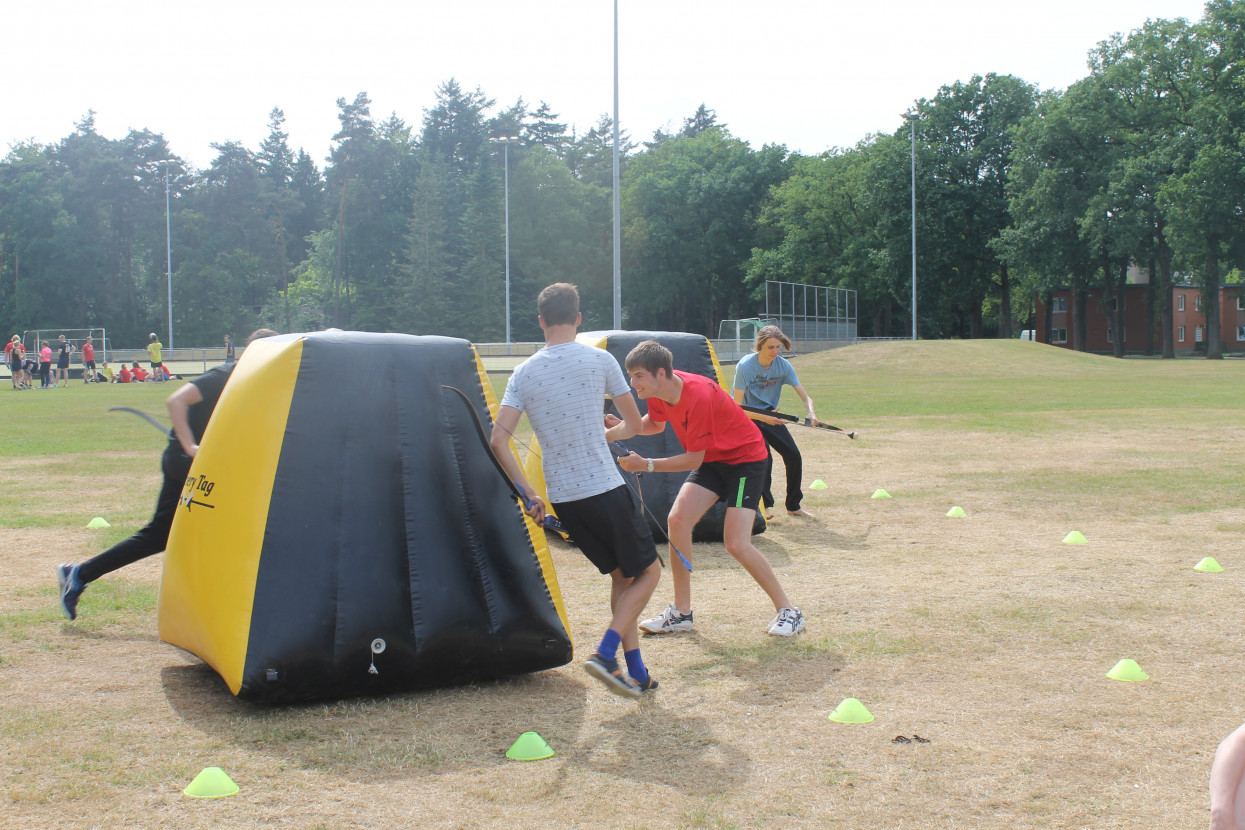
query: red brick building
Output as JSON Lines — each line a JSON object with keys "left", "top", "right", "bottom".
{"left": 1034, "top": 284, "right": 1245, "bottom": 354}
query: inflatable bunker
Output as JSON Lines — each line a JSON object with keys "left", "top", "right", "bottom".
{"left": 158, "top": 331, "right": 573, "bottom": 703}
{"left": 523, "top": 330, "right": 764, "bottom": 543}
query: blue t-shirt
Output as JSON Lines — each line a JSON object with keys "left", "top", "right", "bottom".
{"left": 732, "top": 352, "right": 799, "bottom": 410}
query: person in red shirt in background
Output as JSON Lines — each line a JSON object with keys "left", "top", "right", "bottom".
{"left": 131, "top": 362, "right": 149, "bottom": 382}
{"left": 118, "top": 364, "right": 132, "bottom": 383}
{"left": 81, "top": 336, "right": 96, "bottom": 383}
{"left": 616, "top": 339, "right": 806, "bottom": 638}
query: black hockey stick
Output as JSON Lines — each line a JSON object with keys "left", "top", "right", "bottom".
{"left": 109, "top": 406, "right": 169, "bottom": 435}
{"left": 609, "top": 440, "right": 693, "bottom": 572}
{"left": 441, "top": 385, "right": 571, "bottom": 539}
{"left": 739, "top": 404, "right": 856, "bottom": 439}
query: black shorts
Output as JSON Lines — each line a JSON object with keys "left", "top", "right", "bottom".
{"left": 151, "top": 361, "right": 163, "bottom": 369}
{"left": 686, "top": 459, "right": 768, "bottom": 510}
{"left": 9, "top": 357, "right": 21, "bottom": 372}
{"left": 553, "top": 484, "right": 658, "bottom": 579}
{"left": 56, "top": 356, "right": 69, "bottom": 369}
{"left": 85, "top": 360, "right": 96, "bottom": 370}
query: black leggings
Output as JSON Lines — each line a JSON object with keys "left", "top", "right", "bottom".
{"left": 78, "top": 446, "right": 190, "bottom": 584}
{"left": 755, "top": 420, "right": 804, "bottom": 512}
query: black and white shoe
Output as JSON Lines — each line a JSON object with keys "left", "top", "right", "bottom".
{"left": 639, "top": 604, "right": 694, "bottom": 634}
{"left": 584, "top": 653, "right": 642, "bottom": 699}
{"left": 767, "top": 607, "right": 805, "bottom": 637}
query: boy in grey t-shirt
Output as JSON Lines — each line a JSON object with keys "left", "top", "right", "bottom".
{"left": 489, "top": 283, "right": 662, "bottom": 699}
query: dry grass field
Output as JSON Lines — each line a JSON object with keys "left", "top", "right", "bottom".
{"left": 2, "top": 340, "right": 1243, "bottom": 829}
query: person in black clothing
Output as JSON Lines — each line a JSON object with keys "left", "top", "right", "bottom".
{"left": 56, "top": 329, "right": 276, "bottom": 620}
{"left": 55, "top": 334, "right": 74, "bottom": 388}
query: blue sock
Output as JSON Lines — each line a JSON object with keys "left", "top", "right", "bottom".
{"left": 624, "top": 648, "right": 648, "bottom": 685}
{"left": 597, "top": 629, "right": 622, "bottom": 660}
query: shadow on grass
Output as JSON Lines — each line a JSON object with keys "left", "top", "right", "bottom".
{"left": 685, "top": 635, "right": 847, "bottom": 709}
{"left": 60, "top": 625, "right": 162, "bottom": 644}
{"left": 161, "top": 661, "right": 590, "bottom": 780}
{"left": 573, "top": 703, "right": 751, "bottom": 796}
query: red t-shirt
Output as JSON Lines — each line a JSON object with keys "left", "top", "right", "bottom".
{"left": 119, "top": 367, "right": 132, "bottom": 382}
{"left": 646, "top": 370, "right": 767, "bottom": 465}
{"left": 82, "top": 343, "right": 94, "bottom": 361}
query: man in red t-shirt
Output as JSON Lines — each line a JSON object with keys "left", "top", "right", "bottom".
{"left": 615, "top": 340, "right": 805, "bottom": 638}
{"left": 81, "top": 336, "right": 96, "bottom": 383}
{"left": 118, "top": 365, "right": 132, "bottom": 383}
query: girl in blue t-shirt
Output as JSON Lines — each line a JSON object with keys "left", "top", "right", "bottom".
{"left": 732, "top": 326, "right": 819, "bottom": 519}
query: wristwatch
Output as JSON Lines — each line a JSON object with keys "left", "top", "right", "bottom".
{"left": 647, "top": 458, "right": 655, "bottom": 473}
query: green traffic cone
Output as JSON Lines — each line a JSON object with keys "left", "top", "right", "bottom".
{"left": 945, "top": 506, "right": 966, "bottom": 518}
{"left": 1062, "top": 531, "right": 1087, "bottom": 544}
{"left": 87, "top": 517, "right": 110, "bottom": 529}
{"left": 870, "top": 489, "right": 892, "bottom": 499}
{"left": 1194, "top": 557, "right": 1223, "bottom": 572}
{"left": 183, "top": 767, "right": 239, "bottom": 798}
{"left": 827, "top": 697, "right": 874, "bottom": 724}
{"left": 1106, "top": 659, "right": 1149, "bottom": 682}
{"left": 506, "top": 731, "right": 555, "bottom": 761}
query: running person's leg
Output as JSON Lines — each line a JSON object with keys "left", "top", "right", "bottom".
{"left": 59, "top": 448, "right": 189, "bottom": 619}
{"left": 664, "top": 481, "right": 719, "bottom": 615}
{"left": 557, "top": 486, "right": 662, "bottom": 695}
{"left": 769, "top": 423, "right": 807, "bottom": 514}
{"left": 722, "top": 505, "right": 792, "bottom": 611}
{"left": 715, "top": 458, "right": 805, "bottom": 634}
{"left": 757, "top": 420, "right": 807, "bottom": 515}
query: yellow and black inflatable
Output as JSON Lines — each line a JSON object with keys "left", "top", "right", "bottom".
{"left": 523, "top": 330, "right": 765, "bottom": 543}
{"left": 158, "top": 331, "right": 572, "bottom": 703}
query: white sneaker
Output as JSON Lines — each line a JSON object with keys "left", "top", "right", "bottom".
{"left": 639, "top": 603, "right": 694, "bottom": 634}
{"left": 768, "top": 607, "right": 805, "bottom": 637}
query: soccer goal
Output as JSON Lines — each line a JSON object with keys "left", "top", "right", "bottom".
{"left": 20, "top": 328, "right": 110, "bottom": 379}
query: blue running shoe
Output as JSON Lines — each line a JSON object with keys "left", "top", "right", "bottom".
{"left": 57, "top": 563, "right": 86, "bottom": 621}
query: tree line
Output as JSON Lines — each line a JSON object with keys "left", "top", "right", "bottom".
{"left": 2, "top": 1, "right": 1242, "bottom": 356}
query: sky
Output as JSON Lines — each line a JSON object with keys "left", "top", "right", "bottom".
{"left": 3, "top": 0, "right": 1214, "bottom": 170}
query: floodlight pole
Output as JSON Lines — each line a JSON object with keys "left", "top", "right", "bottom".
{"left": 155, "top": 159, "right": 175, "bottom": 351}
{"left": 906, "top": 112, "right": 917, "bottom": 341}
{"left": 501, "top": 140, "right": 512, "bottom": 354}
{"left": 491, "top": 137, "right": 519, "bottom": 353}
{"left": 612, "top": 0, "right": 622, "bottom": 330}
